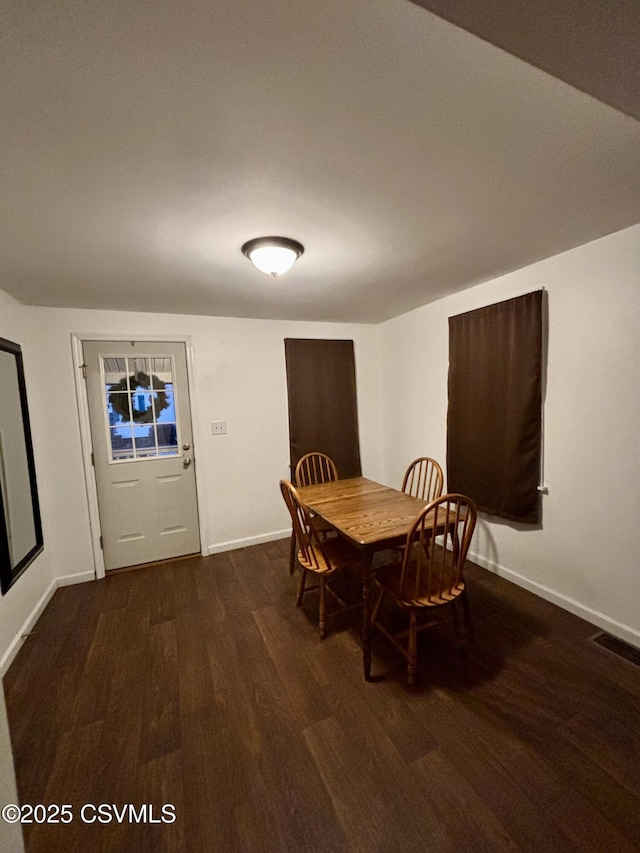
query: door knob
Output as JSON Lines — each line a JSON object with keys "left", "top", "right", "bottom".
{"left": 183, "top": 457, "right": 192, "bottom": 468}
{"left": 182, "top": 443, "right": 191, "bottom": 451}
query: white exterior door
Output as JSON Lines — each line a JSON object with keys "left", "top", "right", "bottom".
{"left": 83, "top": 340, "right": 200, "bottom": 571}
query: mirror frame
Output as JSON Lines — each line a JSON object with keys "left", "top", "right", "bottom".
{"left": 0, "top": 337, "right": 43, "bottom": 594}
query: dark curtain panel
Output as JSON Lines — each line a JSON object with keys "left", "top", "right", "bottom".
{"left": 447, "top": 290, "right": 543, "bottom": 524}
{"left": 284, "top": 339, "right": 362, "bottom": 479}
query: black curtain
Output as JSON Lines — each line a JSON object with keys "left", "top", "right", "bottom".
{"left": 284, "top": 339, "right": 362, "bottom": 479}
{"left": 447, "top": 291, "right": 543, "bottom": 524}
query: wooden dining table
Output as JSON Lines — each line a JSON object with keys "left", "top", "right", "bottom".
{"left": 296, "top": 476, "right": 430, "bottom": 681}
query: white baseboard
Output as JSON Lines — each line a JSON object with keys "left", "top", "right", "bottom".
{"left": 469, "top": 548, "right": 640, "bottom": 650}
{"left": 0, "top": 571, "right": 96, "bottom": 677}
{"left": 56, "top": 571, "right": 96, "bottom": 588}
{"left": 208, "top": 529, "right": 290, "bottom": 555}
{"left": 1, "top": 580, "right": 57, "bottom": 676}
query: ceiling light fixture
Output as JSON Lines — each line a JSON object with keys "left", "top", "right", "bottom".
{"left": 241, "top": 236, "right": 304, "bottom": 277}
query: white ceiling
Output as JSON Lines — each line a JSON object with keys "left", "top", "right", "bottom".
{"left": 2, "top": 0, "right": 640, "bottom": 324}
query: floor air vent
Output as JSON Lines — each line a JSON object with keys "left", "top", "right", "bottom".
{"left": 590, "top": 632, "right": 640, "bottom": 668}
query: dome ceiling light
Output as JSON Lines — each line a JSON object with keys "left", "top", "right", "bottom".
{"left": 241, "top": 236, "right": 304, "bottom": 277}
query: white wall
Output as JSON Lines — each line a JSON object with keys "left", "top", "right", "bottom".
{"left": 0, "top": 687, "right": 24, "bottom": 852}
{"left": 0, "top": 290, "right": 57, "bottom": 672}
{"left": 0, "top": 291, "right": 45, "bottom": 852}
{"left": 379, "top": 224, "right": 640, "bottom": 643}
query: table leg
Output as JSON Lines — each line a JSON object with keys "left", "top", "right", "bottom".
{"left": 361, "top": 549, "right": 374, "bottom": 681}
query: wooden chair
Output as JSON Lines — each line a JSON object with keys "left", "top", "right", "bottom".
{"left": 295, "top": 451, "right": 339, "bottom": 487}
{"left": 288, "top": 452, "right": 339, "bottom": 575}
{"left": 401, "top": 457, "right": 444, "bottom": 502}
{"left": 372, "top": 494, "right": 477, "bottom": 685}
{"left": 280, "top": 480, "right": 361, "bottom": 638}
{"left": 389, "top": 457, "right": 444, "bottom": 560}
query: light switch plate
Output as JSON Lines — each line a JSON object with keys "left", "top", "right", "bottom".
{"left": 211, "top": 421, "right": 227, "bottom": 435}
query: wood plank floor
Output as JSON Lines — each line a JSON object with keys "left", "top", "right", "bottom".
{"left": 4, "top": 539, "right": 640, "bottom": 852}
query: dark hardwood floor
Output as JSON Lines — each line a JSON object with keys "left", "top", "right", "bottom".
{"left": 4, "top": 539, "right": 640, "bottom": 852}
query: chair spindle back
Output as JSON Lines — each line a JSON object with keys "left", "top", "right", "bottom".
{"left": 295, "top": 452, "right": 339, "bottom": 487}
{"left": 400, "top": 494, "right": 477, "bottom": 603}
{"left": 280, "top": 480, "right": 324, "bottom": 572}
{"left": 401, "top": 457, "right": 444, "bottom": 503}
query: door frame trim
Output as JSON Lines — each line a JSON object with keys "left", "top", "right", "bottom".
{"left": 71, "top": 333, "right": 209, "bottom": 579}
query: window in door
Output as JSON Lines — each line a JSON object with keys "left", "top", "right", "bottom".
{"left": 101, "top": 356, "right": 179, "bottom": 462}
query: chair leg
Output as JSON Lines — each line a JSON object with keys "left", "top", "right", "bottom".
{"left": 451, "top": 599, "right": 466, "bottom": 649}
{"left": 343, "top": 567, "right": 350, "bottom": 597}
{"left": 296, "top": 569, "right": 307, "bottom": 606}
{"left": 461, "top": 591, "right": 474, "bottom": 642}
{"left": 319, "top": 577, "right": 327, "bottom": 639}
{"left": 289, "top": 531, "right": 297, "bottom": 575}
{"left": 371, "top": 587, "right": 385, "bottom": 626}
{"left": 408, "top": 611, "right": 418, "bottom": 686}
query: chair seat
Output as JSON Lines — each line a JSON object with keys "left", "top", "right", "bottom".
{"left": 298, "top": 535, "right": 361, "bottom": 576}
{"left": 376, "top": 553, "right": 465, "bottom": 608}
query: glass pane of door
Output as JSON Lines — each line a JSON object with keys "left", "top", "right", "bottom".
{"left": 102, "top": 355, "right": 179, "bottom": 461}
